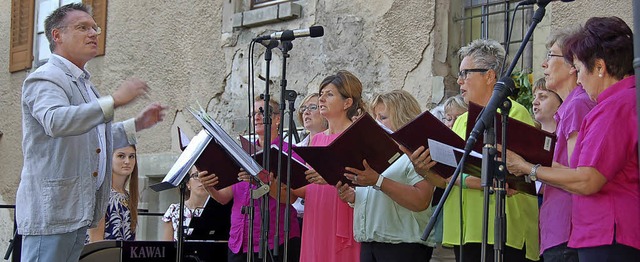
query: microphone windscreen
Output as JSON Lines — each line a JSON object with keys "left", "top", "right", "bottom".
{"left": 309, "top": 26, "right": 324, "bottom": 37}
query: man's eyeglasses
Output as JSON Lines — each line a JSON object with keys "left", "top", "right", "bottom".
{"left": 300, "top": 104, "right": 318, "bottom": 113}
{"left": 457, "top": 69, "right": 489, "bottom": 80}
{"left": 545, "top": 52, "right": 563, "bottom": 61}
{"left": 62, "top": 24, "right": 102, "bottom": 35}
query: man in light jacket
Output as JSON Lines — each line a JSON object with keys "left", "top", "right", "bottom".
{"left": 16, "top": 3, "right": 166, "bottom": 261}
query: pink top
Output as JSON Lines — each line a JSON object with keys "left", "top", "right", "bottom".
{"left": 299, "top": 132, "right": 360, "bottom": 261}
{"left": 539, "top": 86, "right": 595, "bottom": 253}
{"left": 569, "top": 76, "right": 639, "bottom": 250}
{"left": 228, "top": 139, "right": 301, "bottom": 254}
{"left": 228, "top": 182, "right": 301, "bottom": 253}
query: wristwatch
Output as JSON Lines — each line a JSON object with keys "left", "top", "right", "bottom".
{"left": 373, "top": 175, "right": 384, "bottom": 190}
{"left": 528, "top": 164, "right": 541, "bottom": 182}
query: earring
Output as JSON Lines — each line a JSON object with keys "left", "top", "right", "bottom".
{"left": 598, "top": 73, "right": 603, "bottom": 78}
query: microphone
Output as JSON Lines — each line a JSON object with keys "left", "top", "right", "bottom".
{"left": 519, "top": 0, "right": 574, "bottom": 6}
{"left": 254, "top": 26, "right": 324, "bottom": 42}
{"left": 464, "top": 76, "right": 516, "bottom": 152}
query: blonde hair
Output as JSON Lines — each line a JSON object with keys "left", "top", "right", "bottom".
{"left": 255, "top": 95, "right": 280, "bottom": 115}
{"left": 319, "top": 70, "right": 367, "bottom": 120}
{"left": 369, "top": 90, "right": 421, "bottom": 130}
{"left": 443, "top": 95, "right": 468, "bottom": 114}
{"left": 297, "top": 93, "right": 328, "bottom": 130}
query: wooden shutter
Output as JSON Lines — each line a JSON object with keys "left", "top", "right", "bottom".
{"left": 83, "top": 0, "right": 107, "bottom": 56}
{"left": 9, "top": 0, "right": 35, "bottom": 73}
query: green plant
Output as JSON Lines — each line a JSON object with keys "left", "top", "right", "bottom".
{"left": 510, "top": 71, "right": 534, "bottom": 114}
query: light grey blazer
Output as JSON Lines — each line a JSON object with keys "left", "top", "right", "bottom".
{"left": 17, "top": 55, "right": 135, "bottom": 235}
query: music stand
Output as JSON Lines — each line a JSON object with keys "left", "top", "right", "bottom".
{"left": 150, "top": 130, "right": 215, "bottom": 262}
{"left": 186, "top": 196, "right": 232, "bottom": 241}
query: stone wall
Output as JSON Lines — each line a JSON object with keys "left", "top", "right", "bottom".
{"left": 0, "top": 0, "right": 634, "bottom": 256}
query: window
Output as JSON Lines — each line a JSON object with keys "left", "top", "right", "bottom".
{"left": 9, "top": 0, "right": 107, "bottom": 72}
{"left": 9, "top": 0, "right": 35, "bottom": 73}
{"left": 459, "top": 0, "right": 534, "bottom": 73}
{"left": 251, "top": 0, "right": 291, "bottom": 9}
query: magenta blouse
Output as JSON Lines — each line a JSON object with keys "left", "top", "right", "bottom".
{"left": 569, "top": 76, "right": 639, "bottom": 250}
{"left": 539, "top": 86, "right": 595, "bottom": 254}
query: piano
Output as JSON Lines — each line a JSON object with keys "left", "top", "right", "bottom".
{"left": 80, "top": 240, "right": 228, "bottom": 262}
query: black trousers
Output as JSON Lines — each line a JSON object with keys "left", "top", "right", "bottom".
{"left": 360, "top": 241, "right": 433, "bottom": 262}
{"left": 227, "top": 237, "right": 301, "bottom": 262}
{"left": 577, "top": 243, "right": 640, "bottom": 262}
{"left": 542, "top": 242, "right": 578, "bottom": 262}
{"left": 453, "top": 243, "right": 535, "bottom": 262}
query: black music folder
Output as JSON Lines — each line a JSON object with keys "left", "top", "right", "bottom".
{"left": 293, "top": 113, "right": 403, "bottom": 186}
{"left": 150, "top": 130, "right": 242, "bottom": 191}
{"left": 465, "top": 102, "right": 557, "bottom": 195}
{"left": 253, "top": 145, "right": 309, "bottom": 189}
{"left": 239, "top": 135, "right": 262, "bottom": 154}
{"left": 151, "top": 108, "right": 268, "bottom": 192}
{"left": 388, "top": 110, "right": 482, "bottom": 178}
{"left": 187, "top": 196, "right": 232, "bottom": 241}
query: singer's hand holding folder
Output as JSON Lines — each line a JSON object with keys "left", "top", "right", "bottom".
{"left": 151, "top": 129, "right": 244, "bottom": 191}
{"left": 388, "top": 110, "right": 482, "bottom": 178}
{"left": 466, "top": 102, "right": 557, "bottom": 195}
{"left": 253, "top": 145, "right": 309, "bottom": 189}
{"left": 293, "top": 113, "right": 403, "bottom": 186}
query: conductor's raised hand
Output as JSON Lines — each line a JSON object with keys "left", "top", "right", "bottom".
{"left": 135, "top": 102, "right": 168, "bottom": 131}
{"left": 344, "top": 159, "right": 378, "bottom": 186}
{"left": 112, "top": 78, "right": 149, "bottom": 108}
{"left": 305, "top": 169, "right": 327, "bottom": 185}
{"left": 335, "top": 181, "right": 355, "bottom": 204}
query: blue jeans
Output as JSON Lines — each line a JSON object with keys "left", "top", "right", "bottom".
{"left": 21, "top": 226, "right": 87, "bottom": 262}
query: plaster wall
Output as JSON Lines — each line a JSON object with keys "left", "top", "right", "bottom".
{"left": 0, "top": 0, "right": 634, "bottom": 256}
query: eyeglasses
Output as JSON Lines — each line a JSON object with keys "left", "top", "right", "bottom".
{"left": 545, "top": 52, "right": 563, "bottom": 61}
{"left": 61, "top": 24, "right": 102, "bottom": 35}
{"left": 457, "top": 69, "right": 489, "bottom": 80}
{"left": 300, "top": 104, "right": 318, "bottom": 113}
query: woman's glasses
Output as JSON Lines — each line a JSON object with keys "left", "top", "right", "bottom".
{"left": 300, "top": 104, "right": 318, "bottom": 113}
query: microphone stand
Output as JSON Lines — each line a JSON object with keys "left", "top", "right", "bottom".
{"left": 480, "top": 2, "right": 548, "bottom": 261}
{"left": 274, "top": 40, "right": 295, "bottom": 262}
{"left": 480, "top": 123, "right": 497, "bottom": 262}
{"left": 176, "top": 174, "right": 190, "bottom": 262}
{"left": 260, "top": 40, "right": 277, "bottom": 262}
{"left": 479, "top": 101, "right": 511, "bottom": 262}
{"left": 422, "top": 3, "right": 549, "bottom": 262}
{"left": 250, "top": 39, "right": 279, "bottom": 262}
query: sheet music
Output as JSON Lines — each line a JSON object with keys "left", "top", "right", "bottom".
{"left": 428, "top": 138, "right": 481, "bottom": 168}
{"left": 179, "top": 127, "right": 191, "bottom": 147}
{"left": 189, "top": 108, "right": 265, "bottom": 177}
{"left": 151, "top": 130, "right": 213, "bottom": 191}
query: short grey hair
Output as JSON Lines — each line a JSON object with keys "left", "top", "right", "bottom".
{"left": 45, "top": 3, "right": 92, "bottom": 52}
{"left": 458, "top": 39, "right": 506, "bottom": 79}
{"left": 546, "top": 26, "right": 580, "bottom": 50}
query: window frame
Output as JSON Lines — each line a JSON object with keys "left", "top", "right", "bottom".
{"left": 8, "top": 0, "right": 107, "bottom": 72}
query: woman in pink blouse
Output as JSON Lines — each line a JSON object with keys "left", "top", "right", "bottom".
{"left": 294, "top": 70, "right": 367, "bottom": 261}
{"left": 505, "top": 16, "right": 639, "bottom": 262}
{"left": 201, "top": 97, "right": 301, "bottom": 262}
